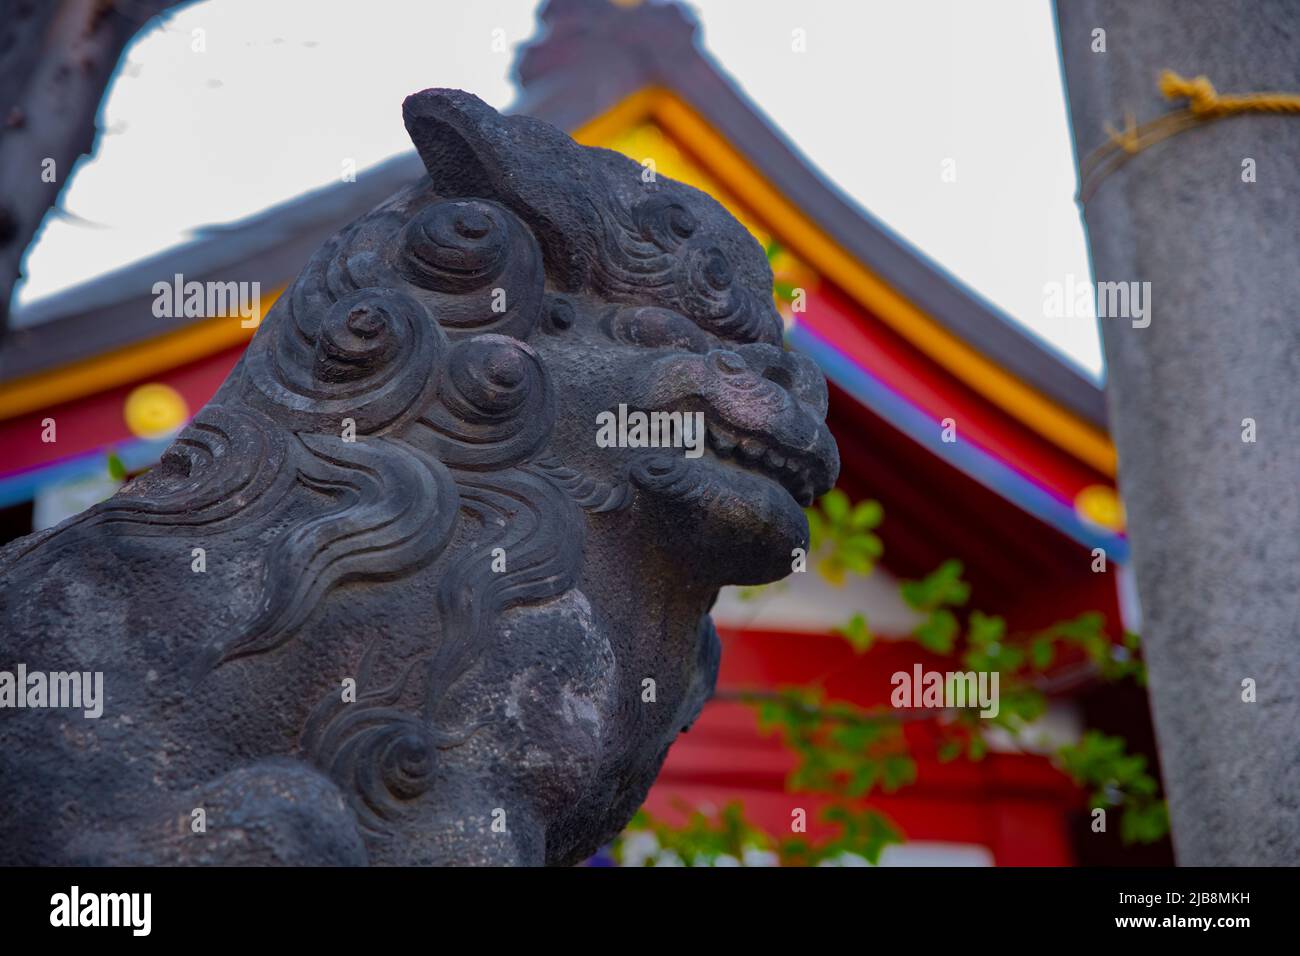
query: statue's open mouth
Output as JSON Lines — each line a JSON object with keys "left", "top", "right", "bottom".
{"left": 634, "top": 345, "right": 838, "bottom": 510}
{"left": 703, "top": 418, "right": 829, "bottom": 507}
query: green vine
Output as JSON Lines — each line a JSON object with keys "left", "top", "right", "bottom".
{"left": 612, "top": 489, "right": 1167, "bottom": 866}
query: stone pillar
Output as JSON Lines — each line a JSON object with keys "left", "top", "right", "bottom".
{"left": 1055, "top": 0, "right": 1300, "bottom": 864}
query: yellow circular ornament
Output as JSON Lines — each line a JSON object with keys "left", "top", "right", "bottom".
{"left": 124, "top": 383, "right": 189, "bottom": 439}
{"left": 1074, "top": 484, "right": 1125, "bottom": 532}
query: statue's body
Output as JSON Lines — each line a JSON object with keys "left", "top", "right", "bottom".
{"left": 0, "top": 91, "right": 837, "bottom": 865}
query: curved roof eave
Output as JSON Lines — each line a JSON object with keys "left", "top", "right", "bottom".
{"left": 509, "top": 9, "right": 1108, "bottom": 431}
{"left": 1, "top": 0, "right": 1108, "bottom": 446}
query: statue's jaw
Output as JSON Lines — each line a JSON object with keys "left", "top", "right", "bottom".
{"left": 623, "top": 447, "right": 811, "bottom": 587}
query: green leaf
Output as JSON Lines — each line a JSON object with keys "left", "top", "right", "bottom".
{"left": 821, "top": 489, "right": 850, "bottom": 525}
{"left": 834, "top": 613, "right": 874, "bottom": 654}
{"left": 106, "top": 452, "right": 126, "bottom": 482}
{"left": 842, "top": 532, "right": 883, "bottom": 559}
{"left": 914, "top": 609, "right": 958, "bottom": 653}
{"left": 937, "top": 739, "right": 963, "bottom": 763}
{"left": 1031, "top": 636, "right": 1055, "bottom": 670}
{"left": 849, "top": 499, "right": 883, "bottom": 530}
{"left": 829, "top": 721, "right": 882, "bottom": 750}
{"left": 968, "top": 611, "right": 1005, "bottom": 648}
{"left": 900, "top": 560, "right": 969, "bottom": 611}
{"left": 846, "top": 762, "right": 880, "bottom": 797}
{"left": 881, "top": 755, "right": 916, "bottom": 791}
{"left": 1120, "top": 801, "right": 1170, "bottom": 845}
{"left": 837, "top": 536, "right": 879, "bottom": 574}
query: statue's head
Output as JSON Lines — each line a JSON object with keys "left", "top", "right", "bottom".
{"left": 397, "top": 90, "right": 837, "bottom": 580}
{"left": 184, "top": 90, "right": 836, "bottom": 629}
{"left": 47, "top": 91, "right": 838, "bottom": 863}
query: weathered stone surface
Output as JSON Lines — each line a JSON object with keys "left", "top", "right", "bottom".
{"left": 0, "top": 90, "right": 838, "bottom": 865}
{"left": 1056, "top": 0, "right": 1300, "bottom": 864}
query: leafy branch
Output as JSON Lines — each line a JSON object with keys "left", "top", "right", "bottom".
{"left": 618, "top": 490, "right": 1167, "bottom": 864}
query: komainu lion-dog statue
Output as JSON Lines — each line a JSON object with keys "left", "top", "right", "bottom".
{"left": 0, "top": 90, "right": 838, "bottom": 866}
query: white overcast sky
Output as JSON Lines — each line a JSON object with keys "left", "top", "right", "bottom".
{"left": 15, "top": 0, "right": 1104, "bottom": 380}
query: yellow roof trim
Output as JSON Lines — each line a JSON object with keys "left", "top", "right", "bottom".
{"left": 576, "top": 87, "right": 1116, "bottom": 477}
{"left": 573, "top": 87, "right": 665, "bottom": 145}
{"left": 0, "top": 292, "right": 276, "bottom": 420}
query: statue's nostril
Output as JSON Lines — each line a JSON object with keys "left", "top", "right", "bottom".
{"left": 763, "top": 366, "right": 794, "bottom": 391}
{"left": 703, "top": 249, "right": 732, "bottom": 290}
{"left": 453, "top": 207, "right": 492, "bottom": 239}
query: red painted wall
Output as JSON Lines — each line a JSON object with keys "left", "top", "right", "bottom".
{"left": 644, "top": 627, "right": 1084, "bottom": 866}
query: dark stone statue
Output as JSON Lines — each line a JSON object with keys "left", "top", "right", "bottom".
{"left": 0, "top": 91, "right": 838, "bottom": 865}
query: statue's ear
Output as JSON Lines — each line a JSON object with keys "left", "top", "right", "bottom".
{"left": 402, "top": 89, "right": 602, "bottom": 292}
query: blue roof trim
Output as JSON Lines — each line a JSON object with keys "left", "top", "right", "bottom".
{"left": 788, "top": 323, "right": 1129, "bottom": 564}
{"left": 0, "top": 438, "right": 169, "bottom": 510}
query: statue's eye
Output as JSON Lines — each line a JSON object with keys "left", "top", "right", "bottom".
{"left": 603, "top": 307, "right": 713, "bottom": 352}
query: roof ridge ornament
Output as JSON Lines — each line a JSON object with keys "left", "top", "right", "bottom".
{"left": 514, "top": 0, "right": 700, "bottom": 94}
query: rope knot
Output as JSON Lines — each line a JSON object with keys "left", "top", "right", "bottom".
{"left": 1081, "top": 69, "right": 1300, "bottom": 202}
{"left": 1160, "top": 70, "right": 1220, "bottom": 116}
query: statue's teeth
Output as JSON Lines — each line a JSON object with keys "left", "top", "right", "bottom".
{"left": 707, "top": 426, "right": 811, "bottom": 503}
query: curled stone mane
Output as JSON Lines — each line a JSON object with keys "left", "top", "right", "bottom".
{"left": 18, "top": 187, "right": 572, "bottom": 684}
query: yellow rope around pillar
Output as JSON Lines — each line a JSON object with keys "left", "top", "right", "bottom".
{"left": 1078, "top": 70, "right": 1300, "bottom": 201}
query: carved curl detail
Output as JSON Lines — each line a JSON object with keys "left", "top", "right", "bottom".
{"left": 412, "top": 334, "right": 555, "bottom": 470}
{"left": 632, "top": 194, "right": 698, "bottom": 250}
{"left": 302, "top": 650, "right": 468, "bottom": 835}
{"left": 394, "top": 198, "right": 545, "bottom": 340}
{"left": 590, "top": 196, "right": 778, "bottom": 346}
{"left": 244, "top": 286, "right": 445, "bottom": 436}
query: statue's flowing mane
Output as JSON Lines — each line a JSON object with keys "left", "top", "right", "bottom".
{"left": 2, "top": 177, "right": 609, "bottom": 831}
